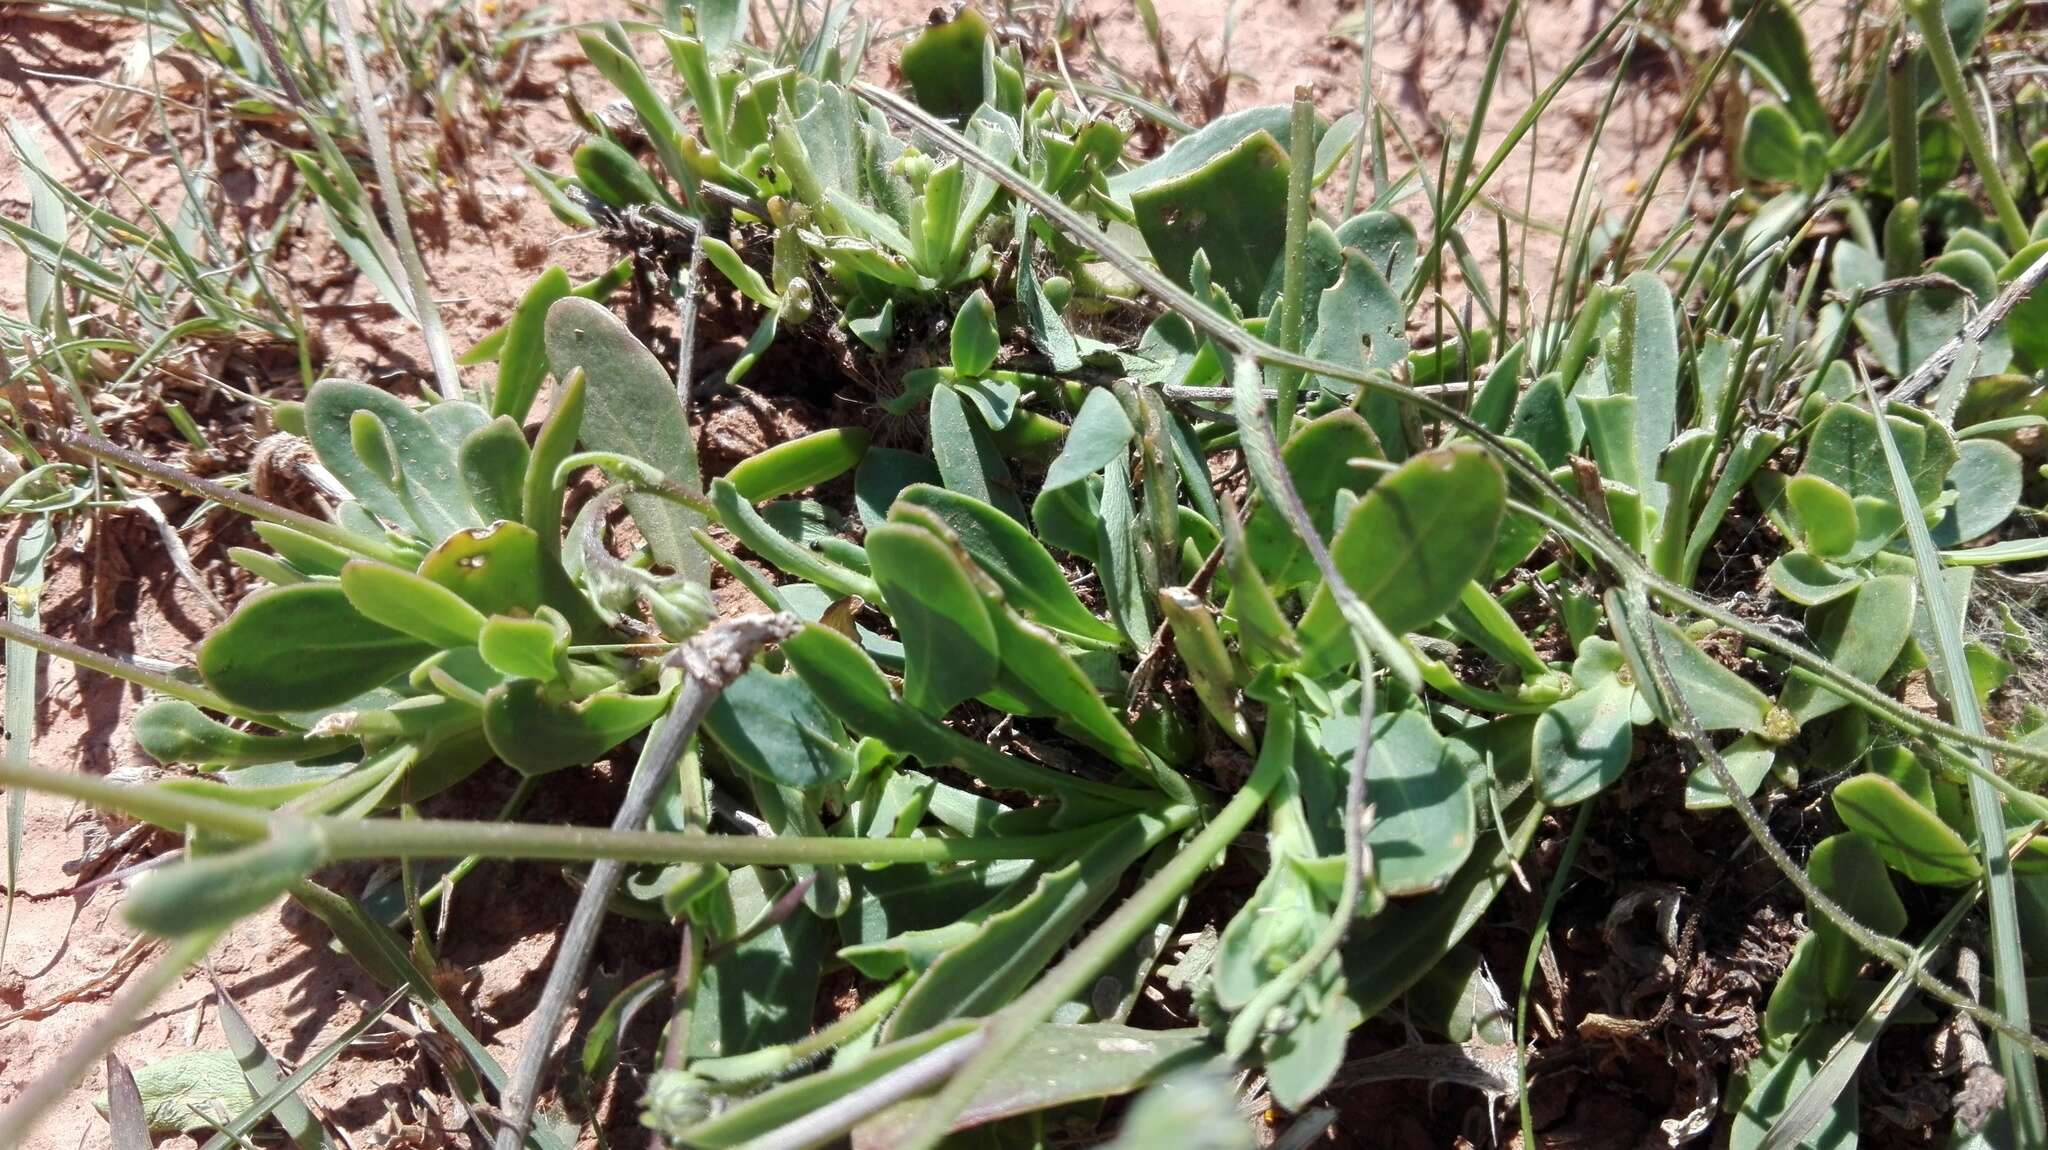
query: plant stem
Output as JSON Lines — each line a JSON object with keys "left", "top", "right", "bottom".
{"left": 493, "top": 614, "right": 796, "bottom": 1150}
{"left": 1626, "top": 587, "right": 2048, "bottom": 1062}
{"left": 1859, "top": 376, "right": 2044, "bottom": 1141}
{"left": 1273, "top": 87, "right": 1317, "bottom": 420}
{"left": 892, "top": 705, "right": 1290, "bottom": 1150}
{"left": 1906, "top": 0, "right": 2028, "bottom": 249}
{"left": 0, "top": 759, "right": 1131, "bottom": 868}
{"left": 1518, "top": 801, "right": 1592, "bottom": 1146}
{"left": 0, "top": 615, "right": 258, "bottom": 720}
{"left": 53, "top": 430, "right": 410, "bottom": 565}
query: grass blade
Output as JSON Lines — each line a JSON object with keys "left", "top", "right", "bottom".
{"left": 1857, "top": 377, "right": 2044, "bottom": 1142}
{"left": 1760, "top": 887, "right": 1977, "bottom": 1149}
{"left": 327, "top": 0, "right": 462, "bottom": 399}
{"left": 2, "top": 515, "right": 53, "bottom": 971}
{"left": 198, "top": 987, "right": 407, "bottom": 1150}
{"left": 210, "top": 975, "right": 327, "bottom": 1150}
{"left": 105, "top": 1055, "right": 151, "bottom": 1150}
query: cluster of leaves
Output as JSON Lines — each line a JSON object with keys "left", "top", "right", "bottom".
{"left": 8, "top": 1, "right": 2048, "bottom": 1148}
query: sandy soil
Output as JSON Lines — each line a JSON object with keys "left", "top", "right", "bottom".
{"left": 0, "top": 0, "right": 1867, "bottom": 1145}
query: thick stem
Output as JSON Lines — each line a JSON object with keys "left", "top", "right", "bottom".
{"left": 493, "top": 614, "right": 798, "bottom": 1150}
{"left": 0, "top": 760, "right": 1125, "bottom": 867}
{"left": 1906, "top": 0, "right": 2028, "bottom": 249}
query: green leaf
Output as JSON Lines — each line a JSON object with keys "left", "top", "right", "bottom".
{"left": 477, "top": 614, "right": 565, "bottom": 682}
{"left": 1531, "top": 676, "right": 1636, "bottom": 805}
{"left": 94, "top": 1051, "right": 260, "bottom": 1134}
{"left": 726, "top": 427, "right": 871, "bottom": 503}
{"left": 1767, "top": 551, "right": 1864, "bottom": 607}
{"left": 1333, "top": 208, "right": 1418, "bottom": 297}
{"left": 1786, "top": 474, "right": 1857, "bottom": 559}
{"left": 133, "top": 701, "right": 353, "bottom": 768}
{"left": 1300, "top": 445, "right": 1505, "bottom": 666}
{"left": 481, "top": 679, "right": 673, "bottom": 776}
{"left": 1109, "top": 105, "right": 1297, "bottom": 202}
{"left": 856, "top": 447, "right": 942, "bottom": 532}
{"left": 894, "top": 485, "right": 1121, "bottom": 645}
{"left": 1806, "top": 833, "right": 1907, "bottom": 1000}
{"left": 1729, "top": 1026, "right": 1858, "bottom": 1150}
{"left": 2001, "top": 239, "right": 2048, "bottom": 372}
{"left": 577, "top": 26, "right": 695, "bottom": 206}
{"left": 582, "top": 971, "right": 666, "bottom": 1086}
{"left": 545, "top": 297, "right": 705, "bottom": 580}
{"left": 339, "top": 560, "right": 488, "bottom": 649}
{"left": 494, "top": 267, "right": 572, "bottom": 422}
{"left": 1741, "top": 102, "right": 1820, "bottom": 188}
{"left": 199, "top": 583, "right": 434, "bottom": 711}
{"left": 1032, "top": 387, "right": 1136, "bottom": 557}
{"left": 1625, "top": 614, "right": 1775, "bottom": 734}
{"left": 249, "top": 524, "right": 354, "bottom": 577}
{"left": 1763, "top": 934, "right": 1832, "bottom": 1040}
{"left": 1731, "top": 0, "right": 1828, "bottom": 134}
{"left": 209, "top": 979, "right": 324, "bottom": 1150}
{"left": 459, "top": 416, "right": 532, "bottom": 523}
{"left": 1244, "top": 409, "right": 1381, "bottom": 590}
{"left": 1779, "top": 575, "right": 1918, "bottom": 723}
{"left": 1132, "top": 130, "right": 1293, "bottom": 311}
{"left": 866, "top": 522, "right": 1001, "bottom": 715}
{"left": 1802, "top": 402, "right": 1946, "bottom": 510}
{"left": 1342, "top": 793, "right": 1544, "bottom": 1018}
{"left": 702, "top": 666, "right": 856, "bottom": 789}
{"left": 950, "top": 288, "right": 1000, "bottom": 377}
{"left": 123, "top": 836, "right": 323, "bottom": 938}
{"left": 1098, "top": 1070, "right": 1255, "bottom": 1150}
{"left": 1318, "top": 706, "right": 1478, "bottom": 897}
{"left": 1932, "top": 438, "right": 2022, "bottom": 545}
{"left": 782, "top": 623, "right": 1139, "bottom": 803}
{"left": 304, "top": 380, "right": 478, "bottom": 540}
{"left": 930, "top": 384, "right": 1027, "bottom": 523}
{"left": 898, "top": 4, "right": 990, "bottom": 117}
{"left": 524, "top": 367, "right": 585, "bottom": 551}
{"left": 1095, "top": 451, "right": 1152, "bottom": 648}
{"left": 1306, "top": 250, "right": 1409, "bottom": 455}
{"left": 700, "top": 236, "right": 779, "bottom": 309}
{"left": 1832, "top": 773, "right": 1982, "bottom": 887}
{"left": 688, "top": 866, "right": 826, "bottom": 1058}
{"left": 870, "top": 1027, "right": 1228, "bottom": 1144}
{"left": 417, "top": 521, "right": 593, "bottom": 640}
{"left": 573, "top": 136, "right": 666, "bottom": 209}
{"left": 709, "top": 478, "right": 879, "bottom": 602}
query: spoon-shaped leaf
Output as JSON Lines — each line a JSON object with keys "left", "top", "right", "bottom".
{"left": 1299, "top": 445, "right": 1505, "bottom": 669}
{"left": 340, "top": 560, "right": 488, "bottom": 649}
{"left": 895, "top": 484, "right": 1121, "bottom": 645}
{"left": 866, "top": 522, "right": 1001, "bottom": 716}
{"left": 481, "top": 679, "right": 674, "bottom": 776}
{"left": 1831, "top": 773, "right": 1982, "bottom": 887}
{"left": 198, "top": 583, "right": 435, "bottom": 711}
